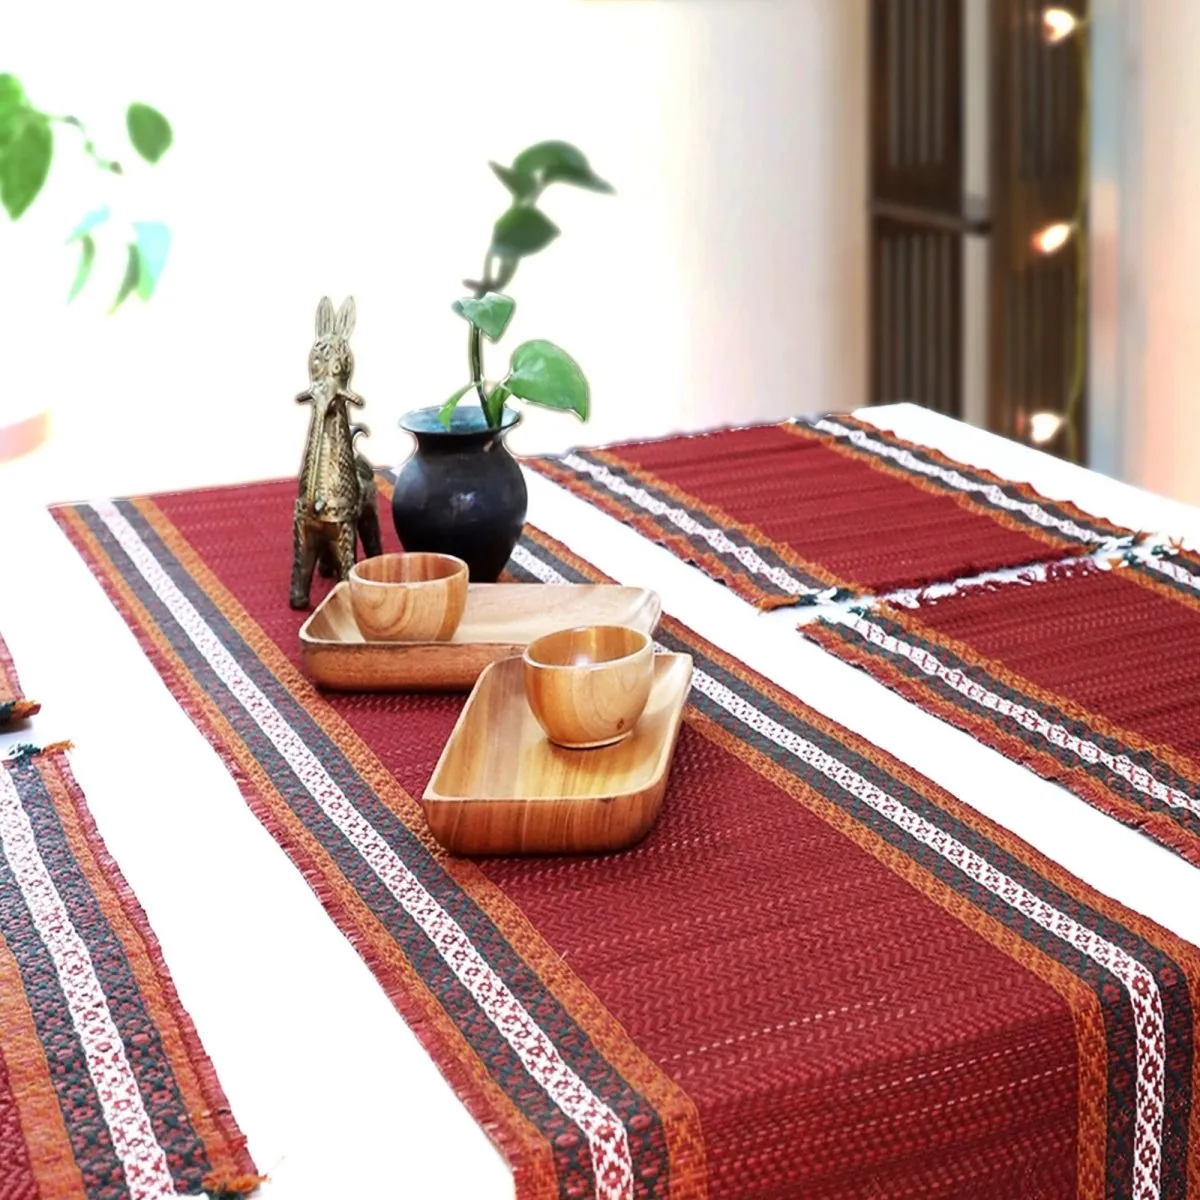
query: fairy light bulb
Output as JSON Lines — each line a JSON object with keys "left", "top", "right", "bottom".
{"left": 1029, "top": 412, "right": 1065, "bottom": 444}
{"left": 1042, "top": 7, "right": 1080, "bottom": 44}
{"left": 1031, "top": 221, "right": 1074, "bottom": 255}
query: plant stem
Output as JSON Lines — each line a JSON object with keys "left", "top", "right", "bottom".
{"left": 50, "top": 114, "right": 122, "bottom": 173}
{"left": 466, "top": 177, "right": 541, "bottom": 426}
{"left": 469, "top": 255, "right": 490, "bottom": 417}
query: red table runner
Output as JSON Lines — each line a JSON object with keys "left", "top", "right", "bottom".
{"left": 52, "top": 482, "right": 1200, "bottom": 1199}
{"left": 1, "top": 632, "right": 40, "bottom": 726}
{"left": 0, "top": 745, "right": 257, "bottom": 1200}
{"left": 526, "top": 413, "right": 1136, "bottom": 609}
{"left": 805, "top": 548, "right": 1200, "bottom": 870}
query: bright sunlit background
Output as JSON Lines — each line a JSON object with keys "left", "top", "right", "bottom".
{"left": 0, "top": 0, "right": 867, "bottom": 504}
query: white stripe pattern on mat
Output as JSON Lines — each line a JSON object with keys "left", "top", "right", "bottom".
{"left": 824, "top": 610, "right": 1200, "bottom": 818}
{"left": 803, "top": 418, "right": 1118, "bottom": 547}
{"left": 518, "top": 539, "right": 1166, "bottom": 1200}
{"left": 0, "top": 767, "right": 179, "bottom": 1200}
{"left": 91, "top": 502, "right": 635, "bottom": 1200}
{"left": 1142, "top": 554, "right": 1200, "bottom": 597}
{"left": 557, "top": 453, "right": 821, "bottom": 598}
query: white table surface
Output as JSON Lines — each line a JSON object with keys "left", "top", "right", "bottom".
{"left": 3, "top": 403, "right": 1200, "bottom": 1199}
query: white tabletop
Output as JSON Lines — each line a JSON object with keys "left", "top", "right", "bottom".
{"left": 3, "top": 403, "right": 1200, "bottom": 1199}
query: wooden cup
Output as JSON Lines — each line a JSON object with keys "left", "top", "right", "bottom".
{"left": 523, "top": 625, "right": 654, "bottom": 749}
{"left": 348, "top": 553, "right": 468, "bottom": 642}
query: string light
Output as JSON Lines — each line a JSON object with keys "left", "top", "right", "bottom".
{"left": 1029, "top": 412, "right": 1065, "bottom": 445}
{"left": 1041, "top": 7, "right": 1081, "bottom": 44}
{"left": 1027, "top": 9, "right": 1088, "bottom": 463}
{"left": 1031, "top": 221, "right": 1075, "bottom": 255}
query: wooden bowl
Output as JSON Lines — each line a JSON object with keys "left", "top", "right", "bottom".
{"left": 348, "top": 553, "right": 468, "bottom": 642}
{"left": 523, "top": 625, "right": 654, "bottom": 749}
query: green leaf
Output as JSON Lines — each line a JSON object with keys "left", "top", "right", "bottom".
{"left": 126, "top": 102, "right": 172, "bottom": 163}
{"left": 452, "top": 292, "right": 516, "bottom": 342}
{"left": 0, "top": 75, "right": 24, "bottom": 120}
{"left": 110, "top": 244, "right": 141, "bottom": 313}
{"left": 132, "top": 221, "right": 170, "bottom": 299}
{"left": 489, "top": 161, "right": 536, "bottom": 200}
{"left": 0, "top": 77, "right": 27, "bottom": 155}
{"left": 485, "top": 383, "right": 510, "bottom": 428}
{"left": 438, "top": 381, "right": 479, "bottom": 428}
{"left": 67, "top": 234, "right": 95, "bottom": 302}
{"left": 0, "top": 112, "right": 52, "bottom": 219}
{"left": 511, "top": 140, "right": 613, "bottom": 193}
{"left": 505, "top": 340, "right": 589, "bottom": 420}
{"left": 66, "top": 205, "right": 109, "bottom": 242}
{"left": 490, "top": 205, "right": 559, "bottom": 259}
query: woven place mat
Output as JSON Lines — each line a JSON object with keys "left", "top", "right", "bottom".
{"left": 51, "top": 481, "right": 1200, "bottom": 1199}
{"left": 1, "top": 632, "right": 40, "bottom": 726}
{"left": 0, "top": 744, "right": 257, "bottom": 1200}
{"left": 805, "top": 547, "right": 1200, "bottom": 870}
{"left": 525, "top": 412, "right": 1136, "bottom": 610}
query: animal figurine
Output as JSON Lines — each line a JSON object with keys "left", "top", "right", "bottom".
{"left": 290, "top": 296, "right": 383, "bottom": 610}
{"left": 317, "top": 424, "right": 381, "bottom": 579}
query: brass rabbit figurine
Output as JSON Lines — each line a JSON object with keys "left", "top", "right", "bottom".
{"left": 290, "top": 296, "right": 383, "bottom": 610}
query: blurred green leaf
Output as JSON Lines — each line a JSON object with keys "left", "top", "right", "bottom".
{"left": 0, "top": 113, "right": 52, "bottom": 219}
{"left": 512, "top": 141, "right": 613, "bottom": 194}
{"left": 67, "top": 205, "right": 110, "bottom": 242}
{"left": 126, "top": 102, "right": 172, "bottom": 163}
{"left": 67, "top": 234, "right": 95, "bottom": 302}
{"left": 505, "top": 340, "right": 589, "bottom": 420}
{"left": 485, "top": 383, "right": 510, "bottom": 427}
{"left": 132, "top": 221, "right": 170, "bottom": 299}
{"left": 0, "top": 75, "right": 24, "bottom": 122}
{"left": 490, "top": 205, "right": 559, "bottom": 259}
{"left": 438, "top": 380, "right": 479, "bottom": 427}
{"left": 489, "top": 161, "right": 536, "bottom": 200}
{"left": 110, "top": 243, "right": 141, "bottom": 313}
{"left": 452, "top": 292, "right": 516, "bottom": 342}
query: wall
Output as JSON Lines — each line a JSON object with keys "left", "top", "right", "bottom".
{"left": 1089, "top": 0, "right": 1200, "bottom": 506}
{"left": 1128, "top": 0, "right": 1200, "bottom": 504}
{"left": 0, "top": 0, "right": 867, "bottom": 503}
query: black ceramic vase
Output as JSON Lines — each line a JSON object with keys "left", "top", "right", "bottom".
{"left": 391, "top": 405, "right": 528, "bottom": 582}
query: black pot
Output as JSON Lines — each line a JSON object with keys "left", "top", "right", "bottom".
{"left": 391, "top": 405, "right": 528, "bottom": 582}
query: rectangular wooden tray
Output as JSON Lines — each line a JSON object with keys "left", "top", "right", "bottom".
{"left": 422, "top": 653, "right": 693, "bottom": 855}
{"left": 299, "top": 582, "right": 662, "bottom": 691}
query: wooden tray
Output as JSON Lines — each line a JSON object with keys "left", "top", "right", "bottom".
{"left": 422, "top": 653, "right": 693, "bottom": 855}
{"left": 299, "top": 582, "right": 661, "bottom": 691}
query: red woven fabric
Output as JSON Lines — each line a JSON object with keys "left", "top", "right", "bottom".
{"left": 619, "top": 424, "right": 1064, "bottom": 588}
{"left": 526, "top": 416, "right": 1135, "bottom": 609}
{"left": 0, "top": 746, "right": 256, "bottom": 1198}
{"left": 912, "top": 565, "right": 1200, "bottom": 759}
{"left": 804, "top": 555, "right": 1200, "bottom": 866}
{"left": 53, "top": 480, "right": 1200, "bottom": 1198}
{"left": 147, "top": 484, "right": 1083, "bottom": 1198}
{"left": 0, "top": 632, "right": 39, "bottom": 725}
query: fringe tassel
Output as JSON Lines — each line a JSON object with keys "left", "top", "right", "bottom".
{"left": 3, "top": 740, "right": 73, "bottom": 764}
{"left": 199, "top": 1172, "right": 268, "bottom": 1199}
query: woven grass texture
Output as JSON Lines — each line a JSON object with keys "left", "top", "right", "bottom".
{"left": 525, "top": 413, "right": 1136, "bottom": 610}
{"left": 0, "top": 745, "right": 255, "bottom": 1199}
{"left": 49, "top": 480, "right": 1200, "bottom": 1200}
{"left": 0, "top": 632, "right": 40, "bottom": 726}
{"left": 806, "top": 549, "right": 1200, "bottom": 869}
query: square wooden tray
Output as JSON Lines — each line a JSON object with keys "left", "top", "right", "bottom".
{"left": 299, "top": 581, "right": 662, "bottom": 691}
{"left": 421, "top": 653, "right": 693, "bottom": 855}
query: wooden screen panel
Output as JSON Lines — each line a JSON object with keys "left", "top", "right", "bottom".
{"left": 875, "top": 221, "right": 961, "bottom": 415}
{"left": 872, "top": 0, "right": 963, "bottom": 208}
{"left": 869, "top": 0, "right": 968, "bottom": 416}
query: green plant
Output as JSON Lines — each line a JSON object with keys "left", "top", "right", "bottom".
{"left": 439, "top": 141, "right": 612, "bottom": 430}
{"left": 0, "top": 74, "right": 173, "bottom": 312}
